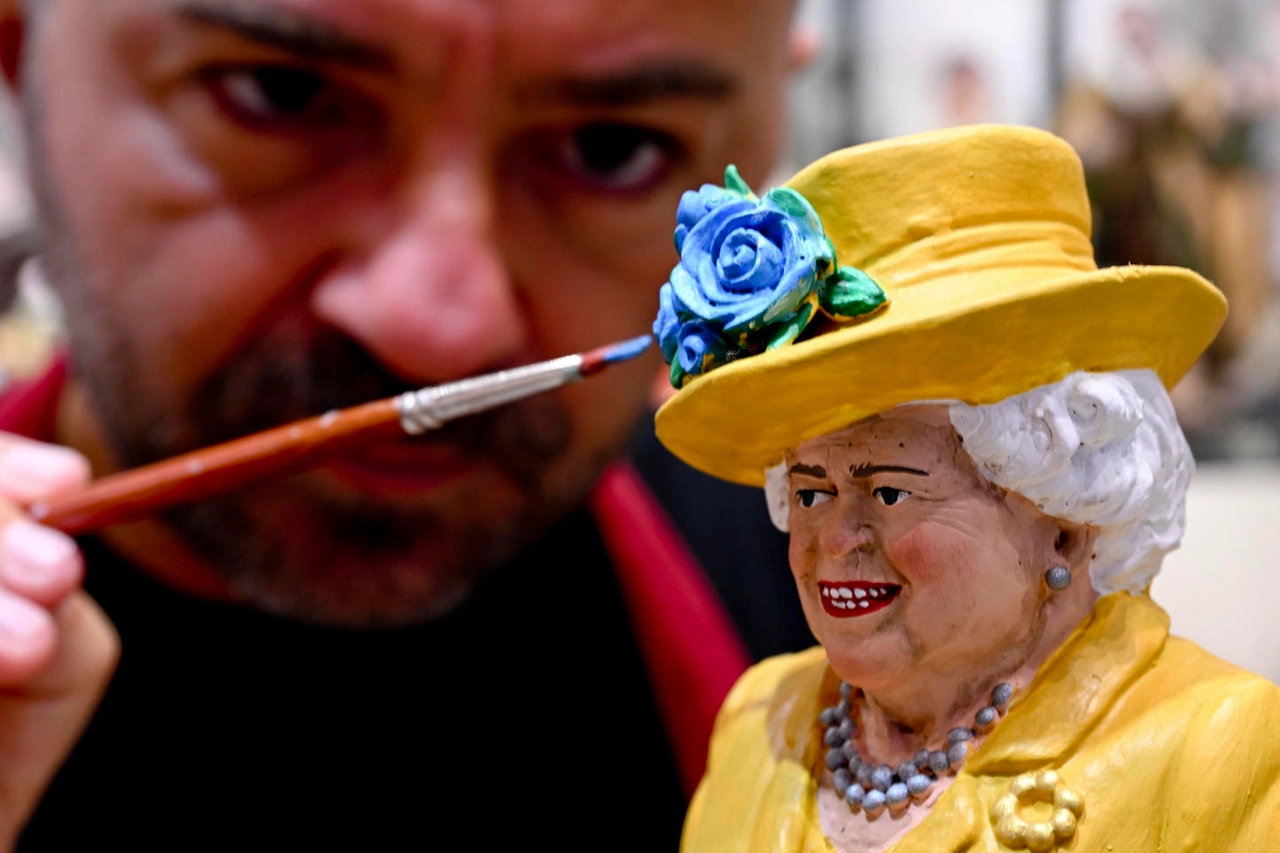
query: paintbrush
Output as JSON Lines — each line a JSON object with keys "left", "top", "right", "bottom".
{"left": 27, "top": 334, "right": 654, "bottom": 535}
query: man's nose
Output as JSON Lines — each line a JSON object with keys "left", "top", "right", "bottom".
{"left": 310, "top": 154, "right": 527, "bottom": 384}
{"left": 820, "top": 513, "right": 874, "bottom": 558}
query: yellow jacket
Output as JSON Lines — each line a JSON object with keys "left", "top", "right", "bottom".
{"left": 682, "top": 593, "right": 1280, "bottom": 852}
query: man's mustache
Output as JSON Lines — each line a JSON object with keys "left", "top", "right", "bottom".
{"left": 160, "top": 330, "right": 573, "bottom": 486}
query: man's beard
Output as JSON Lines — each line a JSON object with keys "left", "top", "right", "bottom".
{"left": 85, "top": 313, "right": 592, "bottom": 626}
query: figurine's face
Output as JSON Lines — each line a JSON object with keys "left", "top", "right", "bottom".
{"left": 785, "top": 405, "right": 1064, "bottom": 692}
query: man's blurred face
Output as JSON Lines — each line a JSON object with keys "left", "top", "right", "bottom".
{"left": 10, "top": 0, "right": 793, "bottom": 624}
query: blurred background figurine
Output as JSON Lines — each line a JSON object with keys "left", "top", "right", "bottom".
{"left": 655, "top": 125, "right": 1280, "bottom": 852}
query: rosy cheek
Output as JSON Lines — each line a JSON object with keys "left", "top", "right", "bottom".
{"left": 886, "top": 524, "right": 980, "bottom": 592}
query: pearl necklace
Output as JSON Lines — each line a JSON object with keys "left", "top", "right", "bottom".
{"left": 819, "top": 681, "right": 1015, "bottom": 818}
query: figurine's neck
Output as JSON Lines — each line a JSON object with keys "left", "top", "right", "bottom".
{"left": 853, "top": 582, "right": 1099, "bottom": 764}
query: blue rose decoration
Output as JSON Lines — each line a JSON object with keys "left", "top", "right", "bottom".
{"left": 674, "top": 321, "right": 725, "bottom": 376}
{"left": 654, "top": 166, "right": 887, "bottom": 387}
{"left": 675, "top": 184, "right": 740, "bottom": 254}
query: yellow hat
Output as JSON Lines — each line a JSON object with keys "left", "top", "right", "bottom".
{"left": 654, "top": 125, "right": 1226, "bottom": 487}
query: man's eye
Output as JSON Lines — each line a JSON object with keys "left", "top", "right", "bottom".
{"left": 796, "top": 489, "right": 836, "bottom": 508}
{"left": 206, "top": 66, "right": 341, "bottom": 128}
{"left": 873, "top": 487, "right": 911, "bottom": 507}
{"left": 559, "top": 124, "right": 675, "bottom": 192}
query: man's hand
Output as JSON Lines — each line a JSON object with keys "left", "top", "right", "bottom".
{"left": 0, "top": 435, "right": 118, "bottom": 847}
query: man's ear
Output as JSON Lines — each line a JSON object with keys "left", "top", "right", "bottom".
{"left": 0, "top": 0, "right": 26, "bottom": 88}
{"left": 1053, "top": 521, "right": 1100, "bottom": 575}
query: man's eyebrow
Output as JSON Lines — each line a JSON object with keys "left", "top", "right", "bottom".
{"left": 850, "top": 464, "right": 930, "bottom": 479}
{"left": 517, "top": 61, "right": 739, "bottom": 108}
{"left": 171, "top": 0, "right": 394, "bottom": 70}
{"left": 788, "top": 463, "right": 828, "bottom": 478}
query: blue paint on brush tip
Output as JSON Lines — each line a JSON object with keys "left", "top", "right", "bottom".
{"left": 602, "top": 334, "right": 653, "bottom": 364}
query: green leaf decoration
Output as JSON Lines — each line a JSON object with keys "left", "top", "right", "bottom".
{"left": 669, "top": 357, "right": 687, "bottom": 389}
{"left": 723, "top": 164, "right": 754, "bottom": 199}
{"left": 819, "top": 266, "right": 887, "bottom": 320}
{"left": 814, "top": 235, "right": 838, "bottom": 276}
{"left": 763, "top": 187, "right": 813, "bottom": 221}
{"left": 765, "top": 302, "right": 815, "bottom": 351}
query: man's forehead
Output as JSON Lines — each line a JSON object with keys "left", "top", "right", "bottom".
{"left": 148, "top": 0, "right": 783, "bottom": 69}
{"left": 494, "top": 0, "right": 790, "bottom": 49}
{"left": 160, "top": 0, "right": 476, "bottom": 43}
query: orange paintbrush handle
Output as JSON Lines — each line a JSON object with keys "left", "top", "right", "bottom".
{"left": 28, "top": 398, "right": 403, "bottom": 535}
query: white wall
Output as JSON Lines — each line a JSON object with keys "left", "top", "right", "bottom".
{"left": 1152, "top": 464, "right": 1280, "bottom": 684}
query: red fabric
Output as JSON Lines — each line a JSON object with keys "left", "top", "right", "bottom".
{"left": 0, "top": 355, "right": 66, "bottom": 441}
{"left": 589, "top": 462, "right": 751, "bottom": 797}
{"left": 0, "top": 359, "right": 751, "bottom": 799}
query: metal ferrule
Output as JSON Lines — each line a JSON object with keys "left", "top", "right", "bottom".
{"left": 395, "top": 354, "right": 584, "bottom": 435}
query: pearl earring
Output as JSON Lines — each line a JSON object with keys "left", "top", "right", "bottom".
{"left": 1044, "top": 566, "right": 1072, "bottom": 591}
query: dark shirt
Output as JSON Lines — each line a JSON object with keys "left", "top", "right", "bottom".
{"left": 21, "top": 511, "right": 686, "bottom": 851}
{"left": 629, "top": 422, "right": 811, "bottom": 663}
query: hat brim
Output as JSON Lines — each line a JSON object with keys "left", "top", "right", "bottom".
{"left": 655, "top": 264, "right": 1225, "bottom": 487}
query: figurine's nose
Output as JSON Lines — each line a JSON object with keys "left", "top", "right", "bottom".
{"left": 820, "top": 514, "right": 874, "bottom": 558}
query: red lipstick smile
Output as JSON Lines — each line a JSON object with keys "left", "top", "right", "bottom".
{"left": 818, "top": 581, "right": 902, "bottom": 618}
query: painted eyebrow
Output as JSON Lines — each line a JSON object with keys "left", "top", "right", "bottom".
{"left": 850, "top": 464, "right": 930, "bottom": 479}
{"left": 515, "top": 61, "right": 739, "bottom": 108}
{"left": 788, "top": 463, "right": 828, "bottom": 478}
{"left": 172, "top": 0, "right": 394, "bottom": 70}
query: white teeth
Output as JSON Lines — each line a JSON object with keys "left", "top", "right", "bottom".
{"left": 826, "top": 584, "right": 899, "bottom": 608}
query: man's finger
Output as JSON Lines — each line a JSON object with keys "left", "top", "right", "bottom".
{"left": 0, "top": 591, "right": 119, "bottom": 846}
{"left": 0, "top": 435, "right": 90, "bottom": 504}
{"left": 0, "top": 586, "right": 54, "bottom": 685}
{"left": 0, "top": 518, "right": 84, "bottom": 609}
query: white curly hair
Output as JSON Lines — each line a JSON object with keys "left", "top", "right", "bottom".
{"left": 763, "top": 370, "right": 1193, "bottom": 595}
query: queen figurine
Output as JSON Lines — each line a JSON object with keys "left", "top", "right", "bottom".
{"left": 653, "top": 125, "right": 1280, "bottom": 852}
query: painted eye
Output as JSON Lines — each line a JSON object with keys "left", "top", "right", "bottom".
{"left": 873, "top": 487, "right": 910, "bottom": 507}
{"left": 796, "top": 489, "right": 835, "bottom": 508}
